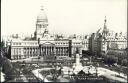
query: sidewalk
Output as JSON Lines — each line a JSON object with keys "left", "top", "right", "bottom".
{"left": 97, "top": 67, "right": 127, "bottom": 82}
{"left": 32, "top": 68, "right": 53, "bottom": 82}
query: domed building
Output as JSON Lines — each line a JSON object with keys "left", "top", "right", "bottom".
{"left": 34, "top": 6, "right": 50, "bottom": 40}
{"left": 37, "top": 7, "right": 48, "bottom": 22}
{"left": 6, "top": 6, "right": 83, "bottom": 60}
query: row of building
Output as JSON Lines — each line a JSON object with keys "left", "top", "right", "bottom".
{"left": 89, "top": 17, "right": 127, "bottom": 56}
{"left": 4, "top": 7, "right": 127, "bottom": 60}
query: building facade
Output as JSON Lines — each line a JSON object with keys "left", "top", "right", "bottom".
{"left": 6, "top": 7, "right": 84, "bottom": 60}
{"left": 89, "top": 17, "right": 127, "bottom": 56}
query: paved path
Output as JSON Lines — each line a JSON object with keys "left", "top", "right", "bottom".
{"left": 96, "top": 67, "right": 127, "bottom": 82}
{"left": 82, "top": 66, "right": 127, "bottom": 82}
{"left": 32, "top": 68, "right": 53, "bottom": 82}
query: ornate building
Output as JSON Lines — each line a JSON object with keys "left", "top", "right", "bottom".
{"left": 89, "top": 17, "right": 127, "bottom": 56}
{"left": 6, "top": 7, "right": 83, "bottom": 60}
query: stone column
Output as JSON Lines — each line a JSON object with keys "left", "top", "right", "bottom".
{"left": 48, "top": 46, "right": 49, "bottom": 55}
{"left": 47, "top": 46, "right": 49, "bottom": 55}
{"left": 31, "top": 48, "right": 33, "bottom": 57}
{"left": 53, "top": 47, "right": 55, "bottom": 56}
{"left": 51, "top": 46, "right": 53, "bottom": 55}
{"left": 28, "top": 47, "right": 29, "bottom": 57}
{"left": 49, "top": 46, "right": 50, "bottom": 55}
{"left": 62, "top": 47, "right": 64, "bottom": 56}
{"left": 29, "top": 47, "right": 32, "bottom": 57}
{"left": 27, "top": 47, "right": 29, "bottom": 58}
{"left": 50, "top": 46, "right": 51, "bottom": 55}
{"left": 59, "top": 47, "right": 61, "bottom": 56}
{"left": 47, "top": 46, "right": 48, "bottom": 55}
{"left": 43, "top": 47, "right": 45, "bottom": 56}
{"left": 30, "top": 48, "right": 32, "bottom": 57}
{"left": 45, "top": 46, "right": 46, "bottom": 56}
{"left": 44, "top": 47, "right": 45, "bottom": 56}
{"left": 26, "top": 48, "right": 27, "bottom": 57}
{"left": 46, "top": 46, "right": 47, "bottom": 55}
{"left": 42, "top": 47, "right": 43, "bottom": 56}
{"left": 50, "top": 47, "right": 52, "bottom": 55}
{"left": 33, "top": 48, "right": 34, "bottom": 57}
{"left": 55, "top": 47, "right": 56, "bottom": 56}
{"left": 57, "top": 47, "right": 59, "bottom": 55}
{"left": 61, "top": 47, "right": 62, "bottom": 56}
{"left": 59, "top": 47, "right": 61, "bottom": 55}
{"left": 57, "top": 47, "right": 60, "bottom": 56}
{"left": 27, "top": 47, "right": 29, "bottom": 57}
{"left": 63, "top": 47, "right": 64, "bottom": 56}
{"left": 64, "top": 47, "right": 65, "bottom": 55}
{"left": 45, "top": 47, "right": 46, "bottom": 55}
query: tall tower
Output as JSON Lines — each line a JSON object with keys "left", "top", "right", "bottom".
{"left": 102, "top": 16, "right": 108, "bottom": 38}
{"left": 101, "top": 16, "right": 108, "bottom": 54}
{"left": 35, "top": 6, "right": 49, "bottom": 40}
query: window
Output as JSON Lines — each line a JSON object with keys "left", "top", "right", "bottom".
{"left": 19, "top": 56, "right": 21, "bottom": 59}
{"left": 19, "top": 43, "right": 21, "bottom": 45}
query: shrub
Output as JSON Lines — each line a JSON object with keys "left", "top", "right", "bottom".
{"left": 122, "top": 59, "right": 127, "bottom": 66}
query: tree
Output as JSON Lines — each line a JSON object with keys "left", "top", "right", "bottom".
{"left": 122, "top": 59, "right": 127, "bottom": 66}
{"left": 1, "top": 40, "right": 5, "bottom": 48}
{"left": 2, "top": 57, "right": 17, "bottom": 81}
{"left": 104, "top": 55, "right": 116, "bottom": 65}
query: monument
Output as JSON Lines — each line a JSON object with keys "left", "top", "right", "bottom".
{"left": 72, "top": 48, "right": 83, "bottom": 74}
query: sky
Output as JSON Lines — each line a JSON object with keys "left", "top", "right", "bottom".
{"left": 1, "top": 0, "right": 127, "bottom": 36}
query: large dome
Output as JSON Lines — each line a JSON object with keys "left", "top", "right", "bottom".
{"left": 37, "top": 8, "right": 48, "bottom": 22}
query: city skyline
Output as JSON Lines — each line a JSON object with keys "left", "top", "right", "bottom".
{"left": 1, "top": 0, "right": 127, "bottom": 36}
